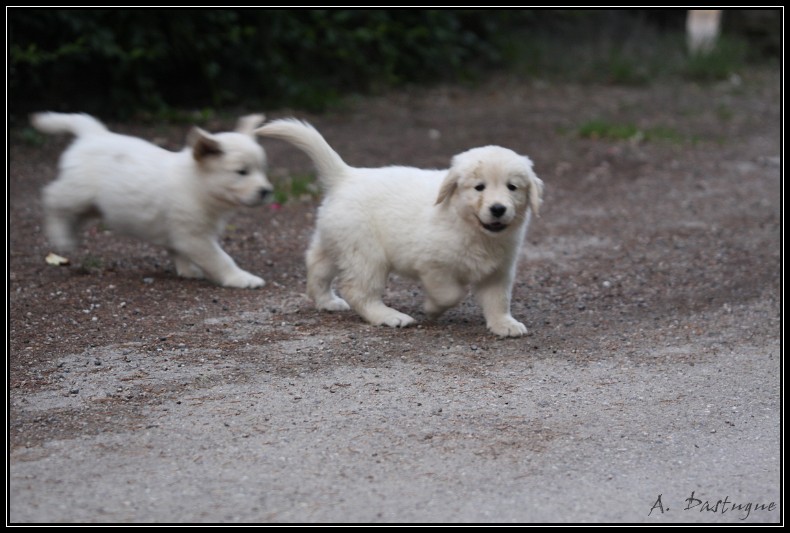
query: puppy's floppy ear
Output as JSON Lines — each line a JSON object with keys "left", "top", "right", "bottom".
{"left": 188, "top": 127, "right": 224, "bottom": 162}
{"left": 235, "top": 114, "right": 266, "bottom": 136}
{"left": 435, "top": 168, "right": 460, "bottom": 205}
{"left": 436, "top": 152, "right": 474, "bottom": 205}
{"left": 523, "top": 156, "right": 544, "bottom": 217}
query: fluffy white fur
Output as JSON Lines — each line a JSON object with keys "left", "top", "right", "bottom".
{"left": 33, "top": 112, "right": 272, "bottom": 288}
{"left": 256, "top": 119, "right": 544, "bottom": 336}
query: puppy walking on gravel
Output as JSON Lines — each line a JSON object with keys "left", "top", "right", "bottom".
{"left": 257, "top": 119, "right": 543, "bottom": 336}
{"left": 33, "top": 112, "right": 272, "bottom": 288}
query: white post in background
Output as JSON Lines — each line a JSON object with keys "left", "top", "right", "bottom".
{"left": 686, "top": 9, "right": 723, "bottom": 54}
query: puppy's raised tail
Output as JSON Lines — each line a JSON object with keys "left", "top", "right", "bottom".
{"left": 30, "top": 112, "right": 108, "bottom": 137}
{"left": 255, "top": 119, "right": 349, "bottom": 190}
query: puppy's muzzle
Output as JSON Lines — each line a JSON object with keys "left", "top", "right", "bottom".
{"left": 481, "top": 203, "right": 509, "bottom": 233}
{"left": 259, "top": 188, "right": 273, "bottom": 200}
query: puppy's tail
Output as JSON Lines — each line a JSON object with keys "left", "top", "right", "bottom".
{"left": 30, "top": 112, "right": 108, "bottom": 137}
{"left": 255, "top": 119, "right": 349, "bottom": 190}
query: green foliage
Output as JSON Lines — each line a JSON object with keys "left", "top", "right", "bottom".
{"left": 272, "top": 173, "right": 319, "bottom": 205}
{"left": 9, "top": 9, "right": 521, "bottom": 119}
{"left": 79, "top": 255, "right": 104, "bottom": 272}
{"left": 682, "top": 36, "right": 748, "bottom": 82}
{"left": 578, "top": 120, "right": 641, "bottom": 141}
{"left": 504, "top": 10, "right": 773, "bottom": 86}
{"left": 15, "top": 126, "right": 47, "bottom": 146}
{"left": 8, "top": 9, "right": 778, "bottom": 120}
{"left": 578, "top": 120, "right": 689, "bottom": 144}
{"left": 715, "top": 104, "right": 734, "bottom": 122}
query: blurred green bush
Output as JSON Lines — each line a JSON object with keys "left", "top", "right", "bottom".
{"left": 9, "top": 9, "right": 524, "bottom": 118}
{"left": 9, "top": 9, "right": 779, "bottom": 121}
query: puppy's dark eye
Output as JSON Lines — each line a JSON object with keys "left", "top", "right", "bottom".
{"left": 474, "top": 184, "right": 486, "bottom": 191}
{"left": 507, "top": 183, "right": 517, "bottom": 191}
{"left": 236, "top": 169, "right": 248, "bottom": 176}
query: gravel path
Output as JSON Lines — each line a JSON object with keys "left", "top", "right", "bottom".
{"left": 9, "top": 69, "right": 780, "bottom": 523}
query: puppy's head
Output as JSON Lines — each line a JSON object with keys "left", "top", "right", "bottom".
{"left": 188, "top": 114, "right": 273, "bottom": 207}
{"left": 436, "top": 146, "right": 543, "bottom": 235}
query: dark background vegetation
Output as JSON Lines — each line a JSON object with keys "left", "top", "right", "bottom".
{"left": 8, "top": 9, "right": 780, "bottom": 123}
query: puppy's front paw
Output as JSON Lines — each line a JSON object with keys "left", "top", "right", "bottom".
{"left": 221, "top": 271, "right": 265, "bottom": 289}
{"left": 378, "top": 311, "right": 416, "bottom": 329}
{"left": 318, "top": 297, "right": 351, "bottom": 312}
{"left": 487, "top": 316, "right": 527, "bottom": 338}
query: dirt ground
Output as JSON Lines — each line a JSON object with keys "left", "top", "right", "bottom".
{"left": 8, "top": 68, "right": 781, "bottom": 523}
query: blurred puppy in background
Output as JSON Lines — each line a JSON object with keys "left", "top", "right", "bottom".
{"left": 33, "top": 112, "right": 272, "bottom": 288}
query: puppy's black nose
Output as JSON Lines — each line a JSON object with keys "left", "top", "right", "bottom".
{"left": 260, "top": 188, "right": 272, "bottom": 200}
{"left": 490, "top": 204, "right": 507, "bottom": 218}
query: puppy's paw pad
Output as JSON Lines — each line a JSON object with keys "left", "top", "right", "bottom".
{"left": 222, "top": 272, "right": 265, "bottom": 289}
{"left": 380, "top": 312, "right": 416, "bottom": 329}
{"left": 319, "top": 298, "right": 351, "bottom": 312}
{"left": 488, "top": 318, "right": 527, "bottom": 338}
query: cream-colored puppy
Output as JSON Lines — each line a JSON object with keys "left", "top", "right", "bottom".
{"left": 257, "top": 119, "right": 544, "bottom": 336}
{"left": 33, "top": 112, "right": 272, "bottom": 288}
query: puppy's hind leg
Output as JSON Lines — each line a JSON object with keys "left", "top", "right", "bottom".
{"left": 43, "top": 208, "right": 81, "bottom": 252}
{"left": 306, "top": 239, "right": 349, "bottom": 311}
{"left": 42, "top": 186, "right": 97, "bottom": 252}
{"left": 422, "top": 275, "right": 466, "bottom": 319}
{"left": 169, "top": 251, "right": 205, "bottom": 279}
{"left": 338, "top": 264, "right": 415, "bottom": 328}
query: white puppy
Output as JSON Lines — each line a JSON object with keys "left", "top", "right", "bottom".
{"left": 32, "top": 112, "right": 272, "bottom": 288}
{"left": 256, "top": 119, "right": 544, "bottom": 336}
